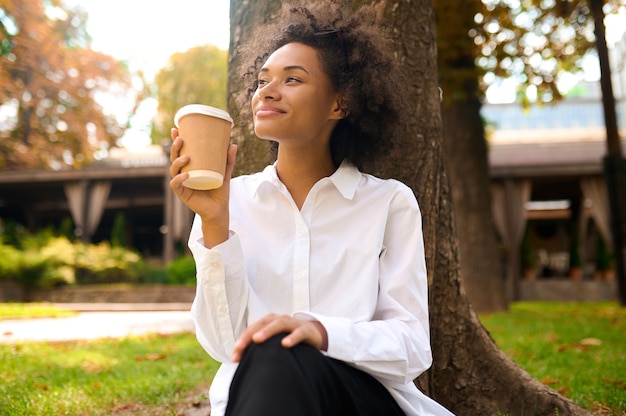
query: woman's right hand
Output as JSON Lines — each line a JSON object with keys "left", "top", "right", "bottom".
{"left": 169, "top": 128, "right": 237, "bottom": 247}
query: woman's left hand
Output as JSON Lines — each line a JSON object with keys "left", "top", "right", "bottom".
{"left": 231, "top": 313, "right": 328, "bottom": 362}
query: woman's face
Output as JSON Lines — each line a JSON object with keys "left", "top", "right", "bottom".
{"left": 252, "top": 42, "right": 343, "bottom": 148}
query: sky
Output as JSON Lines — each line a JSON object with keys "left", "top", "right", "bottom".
{"left": 69, "top": 0, "right": 230, "bottom": 78}
{"left": 64, "top": 0, "right": 231, "bottom": 151}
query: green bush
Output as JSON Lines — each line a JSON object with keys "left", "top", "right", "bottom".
{"left": 0, "top": 241, "right": 68, "bottom": 300}
{"left": 110, "top": 212, "right": 126, "bottom": 248}
{"left": 74, "top": 241, "right": 145, "bottom": 284}
{"left": 15, "top": 252, "right": 51, "bottom": 300}
{"left": 0, "top": 231, "right": 146, "bottom": 291}
{"left": 0, "top": 243, "right": 21, "bottom": 280}
{"left": 0, "top": 219, "right": 26, "bottom": 247}
{"left": 569, "top": 226, "right": 582, "bottom": 268}
{"left": 596, "top": 235, "right": 613, "bottom": 271}
{"left": 166, "top": 256, "right": 196, "bottom": 285}
{"left": 19, "top": 227, "right": 56, "bottom": 250}
{"left": 140, "top": 265, "right": 170, "bottom": 284}
{"left": 57, "top": 216, "right": 75, "bottom": 241}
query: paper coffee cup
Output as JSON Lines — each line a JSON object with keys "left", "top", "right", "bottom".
{"left": 174, "top": 104, "right": 234, "bottom": 190}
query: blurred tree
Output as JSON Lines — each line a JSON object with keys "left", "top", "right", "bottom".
{"left": 589, "top": 0, "right": 626, "bottom": 305}
{"left": 473, "top": 0, "right": 624, "bottom": 104}
{"left": 152, "top": 45, "right": 228, "bottom": 143}
{"left": 436, "top": 0, "right": 625, "bottom": 311}
{"left": 435, "top": 0, "right": 506, "bottom": 313}
{"left": 0, "top": 0, "right": 137, "bottom": 170}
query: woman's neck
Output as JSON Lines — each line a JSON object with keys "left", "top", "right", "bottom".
{"left": 275, "top": 147, "right": 336, "bottom": 210}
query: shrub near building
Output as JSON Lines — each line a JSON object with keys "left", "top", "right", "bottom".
{"left": 0, "top": 231, "right": 146, "bottom": 299}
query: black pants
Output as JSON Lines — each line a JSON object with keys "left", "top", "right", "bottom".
{"left": 225, "top": 333, "right": 406, "bottom": 416}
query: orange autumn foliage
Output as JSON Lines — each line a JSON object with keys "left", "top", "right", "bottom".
{"left": 0, "top": 0, "right": 136, "bottom": 170}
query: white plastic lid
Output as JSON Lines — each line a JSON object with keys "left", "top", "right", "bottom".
{"left": 174, "top": 104, "right": 234, "bottom": 128}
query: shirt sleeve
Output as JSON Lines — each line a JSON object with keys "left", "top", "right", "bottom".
{"left": 295, "top": 185, "right": 432, "bottom": 385}
{"left": 188, "top": 214, "right": 249, "bottom": 363}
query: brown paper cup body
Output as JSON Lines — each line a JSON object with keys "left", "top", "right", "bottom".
{"left": 178, "top": 114, "right": 232, "bottom": 190}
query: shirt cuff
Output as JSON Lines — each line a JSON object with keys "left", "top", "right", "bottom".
{"left": 293, "top": 311, "right": 355, "bottom": 362}
{"left": 189, "top": 231, "right": 244, "bottom": 281}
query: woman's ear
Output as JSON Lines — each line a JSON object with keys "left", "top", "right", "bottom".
{"left": 331, "top": 96, "right": 349, "bottom": 119}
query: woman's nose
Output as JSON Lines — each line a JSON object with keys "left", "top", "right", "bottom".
{"left": 260, "top": 81, "right": 279, "bottom": 100}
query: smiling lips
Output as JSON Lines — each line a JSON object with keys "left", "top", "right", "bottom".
{"left": 255, "top": 105, "right": 286, "bottom": 117}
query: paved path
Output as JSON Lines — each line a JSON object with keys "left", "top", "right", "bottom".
{"left": 0, "top": 304, "right": 195, "bottom": 344}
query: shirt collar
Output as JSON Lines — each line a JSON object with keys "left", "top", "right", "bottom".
{"left": 329, "top": 161, "right": 361, "bottom": 200}
{"left": 251, "top": 161, "right": 361, "bottom": 200}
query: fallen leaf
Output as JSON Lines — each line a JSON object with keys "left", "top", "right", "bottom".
{"left": 556, "top": 385, "right": 570, "bottom": 397}
{"left": 112, "top": 403, "right": 143, "bottom": 411}
{"left": 589, "top": 402, "right": 616, "bottom": 415}
{"left": 540, "top": 376, "right": 560, "bottom": 385}
{"left": 558, "top": 340, "right": 598, "bottom": 352}
{"left": 601, "top": 378, "right": 626, "bottom": 389}
{"left": 545, "top": 333, "right": 559, "bottom": 342}
{"left": 579, "top": 337, "right": 601, "bottom": 346}
{"left": 557, "top": 343, "right": 583, "bottom": 352}
{"left": 82, "top": 361, "right": 102, "bottom": 373}
{"left": 136, "top": 353, "right": 167, "bottom": 361}
{"left": 145, "top": 353, "right": 167, "bottom": 361}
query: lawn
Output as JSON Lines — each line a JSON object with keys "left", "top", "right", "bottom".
{"left": 0, "top": 332, "right": 219, "bottom": 415}
{"left": 0, "top": 302, "right": 77, "bottom": 320}
{"left": 0, "top": 302, "right": 623, "bottom": 415}
{"left": 480, "top": 302, "right": 626, "bottom": 415}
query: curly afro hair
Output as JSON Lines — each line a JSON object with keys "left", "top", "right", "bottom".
{"left": 234, "top": 1, "right": 410, "bottom": 170}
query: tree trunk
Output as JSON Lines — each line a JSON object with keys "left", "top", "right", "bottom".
{"left": 228, "top": 0, "right": 590, "bottom": 414}
{"left": 589, "top": 0, "right": 626, "bottom": 306}
{"left": 441, "top": 100, "right": 507, "bottom": 312}
{"left": 228, "top": 0, "right": 282, "bottom": 176}
{"left": 435, "top": 0, "right": 507, "bottom": 313}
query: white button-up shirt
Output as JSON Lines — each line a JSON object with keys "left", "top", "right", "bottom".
{"left": 188, "top": 162, "right": 454, "bottom": 416}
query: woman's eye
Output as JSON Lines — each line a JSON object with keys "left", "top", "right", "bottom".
{"left": 257, "top": 79, "right": 268, "bottom": 87}
{"left": 286, "top": 77, "right": 300, "bottom": 83}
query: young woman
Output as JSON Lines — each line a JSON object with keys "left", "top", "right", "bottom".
{"left": 169, "top": 2, "right": 454, "bottom": 415}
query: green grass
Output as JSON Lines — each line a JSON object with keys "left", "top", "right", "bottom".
{"left": 0, "top": 333, "right": 219, "bottom": 415}
{"left": 0, "top": 302, "right": 77, "bottom": 320}
{"left": 1, "top": 302, "right": 623, "bottom": 415}
{"left": 480, "top": 302, "right": 626, "bottom": 415}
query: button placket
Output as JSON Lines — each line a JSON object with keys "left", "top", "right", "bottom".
{"left": 292, "top": 212, "right": 310, "bottom": 311}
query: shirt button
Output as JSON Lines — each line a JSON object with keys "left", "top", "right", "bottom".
{"left": 209, "top": 261, "right": 220, "bottom": 270}
{"left": 219, "top": 306, "right": 228, "bottom": 314}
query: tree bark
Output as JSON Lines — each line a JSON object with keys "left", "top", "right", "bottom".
{"left": 228, "top": 0, "right": 281, "bottom": 176}
{"left": 228, "top": 0, "right": 591, "bottom": 414}
{"left": 589, "top": 0, "right": 626, "bottom": 306}
{"left": 435, "top": 0, "right": 507, "bottom": 313}
{"left": 441, "top": 100, "right": 507, "bottom": 312}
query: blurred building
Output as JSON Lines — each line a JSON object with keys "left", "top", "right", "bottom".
{"left": 0, "top": 144, "right": 190, "bottom": 264}
{"left": 484, "top": 77, "right": 623, "bottom": 301}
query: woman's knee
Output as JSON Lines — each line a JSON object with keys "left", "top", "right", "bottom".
{"left": 240, "top": 332, "right": 321, "bottom": 368}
